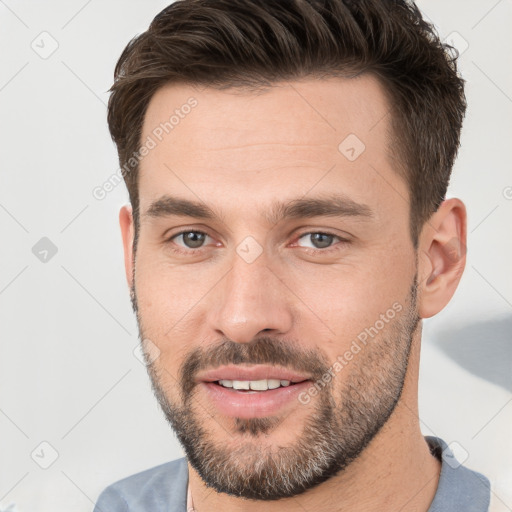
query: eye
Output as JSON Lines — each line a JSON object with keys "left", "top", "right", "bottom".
{"left": 296, "top": 232, "right": 343, "bottom": 250}
{"left": 171, "top": 230, "right": 213, "bottom": 249}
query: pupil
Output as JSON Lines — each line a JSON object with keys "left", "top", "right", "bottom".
{"left": 184, "top": 232, "right": 205, "bottom": 248}
{"left": 311, "top": 233, "right": 333, "bottom": 249}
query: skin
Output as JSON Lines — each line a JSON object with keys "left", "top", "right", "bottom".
{"left": 120, "top": 76, "right": 466, "bottom": 511}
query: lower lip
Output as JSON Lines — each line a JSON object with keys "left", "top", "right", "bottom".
{"left": 200, "top": 381, "right": 311, "bottom": 419}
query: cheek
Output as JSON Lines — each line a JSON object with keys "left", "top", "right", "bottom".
{"left": 289, "top": 250, "right": 414, "bottom": 346}
{"left": 134, "top": 259, "right": 210, "bottom": 379}
{"left": 134, "top": 249, "right": 216, "bottom": 323}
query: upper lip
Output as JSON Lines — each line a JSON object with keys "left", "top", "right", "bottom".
{"left": 196, "top": 365, "right": 311, "bottom": 384}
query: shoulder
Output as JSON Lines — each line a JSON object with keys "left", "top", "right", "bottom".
{"left": 426, "top": 436, "right": 490, "bottom": 512}
{"left": 93, "top": 457, "right": 188, "bottom": 512}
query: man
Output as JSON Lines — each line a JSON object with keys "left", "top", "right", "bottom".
{"left": 94, "top": 0, "right": 490, "bottom": 510}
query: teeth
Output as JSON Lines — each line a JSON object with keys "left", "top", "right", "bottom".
{"left": 267, "top": 379, "right": 281, "bottom": 389}
{"left": 232, "top": 380, "right": 250, "bottom": 390}
{"left": 217, "top": 379, "right": 293, "bottom": 390}
{"left": 249, "top": 379, "right": 268, "bottom": 391}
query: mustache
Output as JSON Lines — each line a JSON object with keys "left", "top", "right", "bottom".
{"left": 179, "top": 337, "right": 331, "bottom": 399}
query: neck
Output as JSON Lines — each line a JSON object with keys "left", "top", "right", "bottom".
{"left": 187, "top": 330, "right": 441, "bottom": 511}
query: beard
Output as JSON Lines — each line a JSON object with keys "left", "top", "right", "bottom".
{"left": 132, "top": 279, "right": 419, "bottom": 501}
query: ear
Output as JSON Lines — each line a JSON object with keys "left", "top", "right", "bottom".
{"left": 417, "top": 198, "right": 467, "bottom": 319}
{"left": 119, "top": 204, "right": 135, "bottom": 289}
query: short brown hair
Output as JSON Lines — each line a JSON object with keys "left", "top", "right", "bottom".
{"left": 107, "top": 0, "right": 466, "bottom": 245}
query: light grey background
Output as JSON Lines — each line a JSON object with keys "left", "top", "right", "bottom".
{"left": 1, "top": 1, "right": 511, "bottom": 511}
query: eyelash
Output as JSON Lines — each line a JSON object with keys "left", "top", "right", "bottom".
{"left": 166, "top": 229, "right": 348, "bottom": 256}
{"left": 293, "top": 231, "right": 349, "bottom": 254}
{"left": 166, "top": 230, "right": 215, "bottom": 256}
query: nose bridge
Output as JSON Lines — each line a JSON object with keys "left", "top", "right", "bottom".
{"left": 208, "top": 245, "right": 293, "bottom": 343}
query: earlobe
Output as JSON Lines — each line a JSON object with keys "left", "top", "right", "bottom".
{"left": 417, "top": 198, "right": 467, "bottom": 319}
{"left": 119, "top": 205, "right": 135, "bottom": 289}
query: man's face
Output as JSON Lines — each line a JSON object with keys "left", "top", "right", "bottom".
{"left": 129, "top": 76, "right": 420, "bottom": 499}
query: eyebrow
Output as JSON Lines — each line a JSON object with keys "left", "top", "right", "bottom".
{"left": 143, "top": 194, "right": 374, "bottom": 225}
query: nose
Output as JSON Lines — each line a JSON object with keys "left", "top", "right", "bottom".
{"left": 207, "top": 247, "right": 294, "bottom": 343}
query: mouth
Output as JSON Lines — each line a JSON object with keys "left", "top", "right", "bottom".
{"left": 196, "top": 365, "right": 313, "bottom": 418}
{"left": 210, "top": 378, "right": 307, "bottom": 392}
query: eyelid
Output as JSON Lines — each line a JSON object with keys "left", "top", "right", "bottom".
{"left": 293, "top": 228, "right": 350, "bottom": 242}
{"left": 291, "top": 229, "right": 351, "bottom": 252}
{"left": 163, "top": 224, "right": 214, "bottom": 241}
{"left": 167, "top": 229, "right": 216, "bottom": 248}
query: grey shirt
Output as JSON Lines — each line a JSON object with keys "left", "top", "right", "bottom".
{"left": 93, "top": 436, "right": 490, "bottom": 511}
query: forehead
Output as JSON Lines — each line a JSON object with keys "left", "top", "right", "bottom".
{"left": 138, "top": 75, "right": 407, "bottom": 221}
